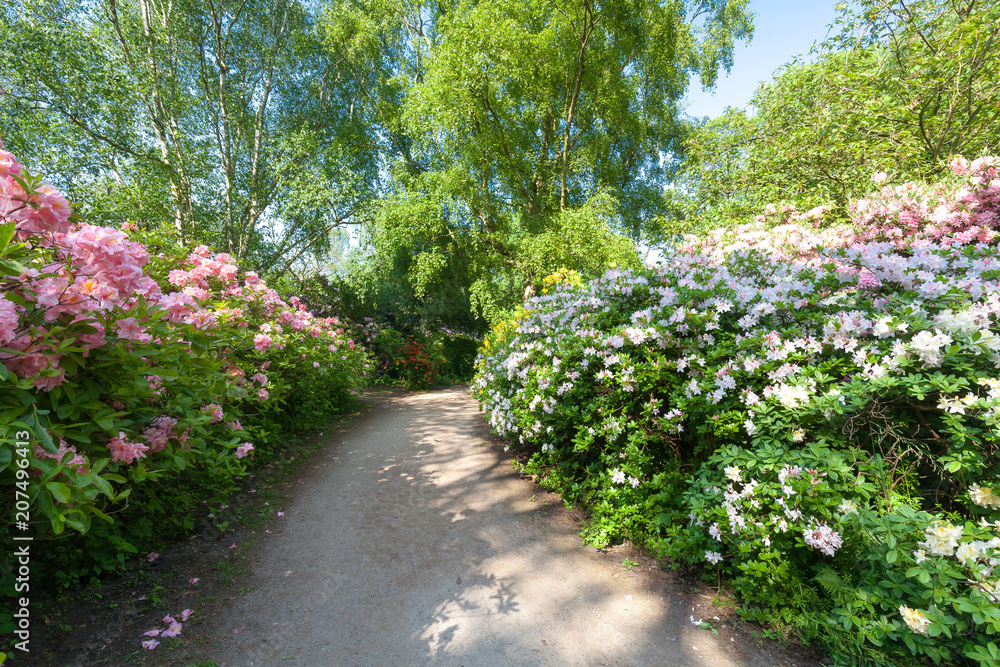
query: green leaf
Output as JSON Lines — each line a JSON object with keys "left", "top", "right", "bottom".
{"left": 45, "top": 482, "right": 72, "bottom": 504}
{"left": 91, "top": 476, "right": 114, "bottom": 498}
{"left": 27, "top": 413, "right": 57, "bottom": 454}
{"left": 90, "top": 507, "right": 114, "bottom": 524}
{"left": 0, "top": 258, "right": 26, "bottom": 277}
{"left": 0, "top": 221, "right": 15, "bottom": 256}
{"left": 64, "top": 516, "right": 87, "bottom": 533}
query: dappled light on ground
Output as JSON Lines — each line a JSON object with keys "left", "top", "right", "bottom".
{"left": 190, "top": 389, "right": 780, "bottom": 666}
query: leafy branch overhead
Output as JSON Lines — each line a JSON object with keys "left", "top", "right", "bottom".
{"left": 1, "top": 0, "right": 380, "bottom": 272}
{"left": 355, "top": 0, "right": 753, "bottom": 319}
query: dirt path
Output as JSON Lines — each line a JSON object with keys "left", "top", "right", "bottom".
{"left": 193, "top": 388, "right": 811, "bottom": 666}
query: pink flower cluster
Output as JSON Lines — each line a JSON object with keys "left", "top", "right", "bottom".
{"left": 1, "top": 170, "right": 71, "bottom": 237}
{"left": 141, "top": 609, "right": 193, "bottom": 649}
{"left": 201, "top": 403, "right": 224, "bottom": 424}
{"left": 168, "top": 246, "right": 277, "bottom": 316}
{"left": 680, "top": 157, "right": 1000, "bottom": 262}
{"left": 166, "top": 246, "right": 358, "bottom": 366}
{"left": 33, "top": 439, "right": 87, "bottom": 476}
{"left": 852, "top": 157, "right": 999, "bottom": 248}
{"left": 107, "top": 431, "right": 149, "bottom": 464}
{"left": 2, "top": 139, "right": 365, "bottom": 483}
{"left": 0, "top": 140, "right": 222, "bottom": 391}
{"left": 802, "top": 524, "right": 844, "bottom": 557}
{"left": 142, "top": 416, "right": 181, "bottom": 453}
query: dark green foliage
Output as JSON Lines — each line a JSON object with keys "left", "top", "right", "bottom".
{"left": 440, "top": 334, "right": 479, "bottom": 383}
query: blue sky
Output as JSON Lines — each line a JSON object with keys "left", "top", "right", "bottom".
{"left": 683, "top": 0, "right": 844, "bottom": 119}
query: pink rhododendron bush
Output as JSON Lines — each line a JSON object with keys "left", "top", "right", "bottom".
{"left": 0, "top": 141, "right": 365, "bottom": 589}
{"left": 474, "top": 159, "right": 1000, "bottom": 665}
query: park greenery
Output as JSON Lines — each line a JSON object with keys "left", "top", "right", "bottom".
{"left": 3, "top": 0, "right": 1000, "bottom": 664}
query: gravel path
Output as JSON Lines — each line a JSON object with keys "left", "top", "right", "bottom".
{"left": 198, "top": 388, "right": 792, "bottom": 666}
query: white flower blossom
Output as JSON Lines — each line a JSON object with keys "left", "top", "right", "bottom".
{"left": 970, "top": 483, "right": 1000, "bottom": 510}
{"left": 838, "top": 499, "right": 858, "bottom": 515}
{"left": 918, "top": 521, "right": 965, "bottom": 557}
{"left": 899, "top": 606, "right": 931, "bottom": 636}
{"left": 709, "top": 523, "right": 722, "bottom": 541}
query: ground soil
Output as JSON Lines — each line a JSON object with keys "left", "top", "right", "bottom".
{"left": 13, "top": 387, "right": 827, "bottom": 666}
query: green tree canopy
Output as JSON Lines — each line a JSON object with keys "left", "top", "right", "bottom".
{"left": 673, "top": 0, "right": 1000, "bottom": 228}
{"left": 340, "top": 0, "right": 752, "bottom": 320}
{"left": 1, "top": 0, "right": 381, "bottom": 272}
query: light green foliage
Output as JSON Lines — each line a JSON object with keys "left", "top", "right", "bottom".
{"left": 348, "top": 0, "right": 753, "bottom": 318}
{"left": 674, "top": 0, "right": 1000, "bottom": 228}
{"left": 0, "top": 0, "right": 379, "bottom": 273}
{"left": 519, "top": 192, "right": 642, "bottom": 287}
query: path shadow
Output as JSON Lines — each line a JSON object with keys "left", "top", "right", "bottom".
{"left": 196, "top": 388, "right": 800, "bottom": 667}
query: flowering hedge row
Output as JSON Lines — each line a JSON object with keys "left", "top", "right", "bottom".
{"left": 0, "top": 140, "right": 366, "bottom": 589}
{"left": 474, "top": 159, "right": 1000, "bottom": 665}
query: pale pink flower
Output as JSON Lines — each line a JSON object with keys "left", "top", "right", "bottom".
{"left": 254, "top": 333, "right": 272, "bottom": 352}
{"left": 202, "top": 403, "right": 224, "bottom": 423}
{"left": 117, "top": 317, "right": 147, "bottom": 340}
{"left": 32, "top": 368, "right": 67, "bottom": 392}
{"left": 33, "top": 440, "right": 86, "bottom": 474}
{"left": 147, "top": 552, "right": 159, "bottom": 562}
{"left": 235, "top": 442, "right": 254, "bottom": 459}
{"left": 185, "top": 310, "right": 217, "bottom": 329}
{"left": 0, "top": 144, "right": 22, "bottom": 178}
{"left": 143, "top": 628, "right": 161, "bottom": 637}
{"left": 161, "top": 622, "right": 182, "bottom": 638}
{"left": 803, "top": 524, "right": 843, "bottom": 557}
{"left": 156, "top": 292, "right": 197, "bottom": 322}
{"left": 142, "top": 639, "right": 160, "bottom": 650}
{"left": 16, "top": 183, "right": 72, "bottom": 234}
{"left": 0, "top": 295, "right": 19, "bottom": 345}
{"left": 107, "top": 432, "right": 149, "bottom": 464}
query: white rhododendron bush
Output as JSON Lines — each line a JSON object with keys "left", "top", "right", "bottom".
{"left": 0, "top": 141, "right": 366, "bottom": 588}
{"left": 474, "top": 159, "right": 1000, "bottom": 666}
